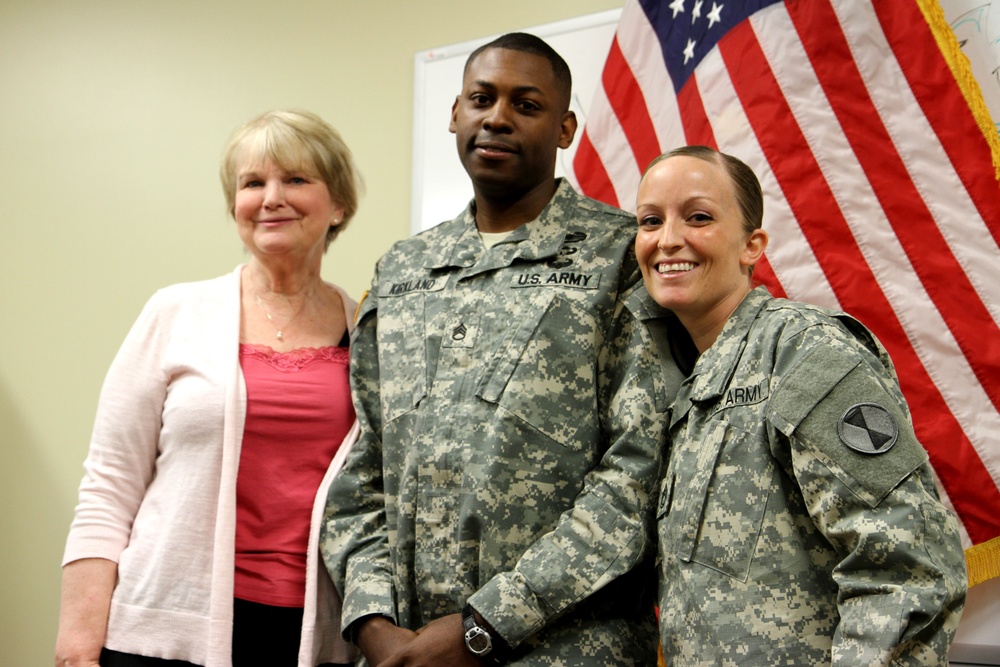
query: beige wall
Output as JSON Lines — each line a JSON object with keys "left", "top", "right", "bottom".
{"left": 0, "top": 0, "right": 621, "bottom": 662}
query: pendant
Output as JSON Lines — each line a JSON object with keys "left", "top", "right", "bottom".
{"left": 276, "top": 330, "right": 284, "bottom": 341}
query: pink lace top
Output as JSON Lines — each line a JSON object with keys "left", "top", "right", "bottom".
{"left": 234, "top": 343, "right": 354, "bottom": 607}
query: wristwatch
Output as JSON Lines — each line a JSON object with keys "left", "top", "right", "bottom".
{"left": 462, "top": 604, "right": 502, "bottom": 663}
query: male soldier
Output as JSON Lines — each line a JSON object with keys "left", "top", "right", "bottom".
{"left": 322, "top": 33, "right": 673, "bottom": 666}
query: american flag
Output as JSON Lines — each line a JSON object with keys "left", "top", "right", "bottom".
{"left": 570, "top": 0, "right": 1000, "bottom": 585}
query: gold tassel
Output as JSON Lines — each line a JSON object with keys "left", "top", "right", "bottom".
{"left": 965, "top": 534, "right": 1000, "bottom": 587}
{"left": 916, "top": 0, "right": 1000, "bottom": 184}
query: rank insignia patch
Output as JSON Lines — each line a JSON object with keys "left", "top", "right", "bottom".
{"left": 838, "top": 403, "right": 898, "bottom": 455}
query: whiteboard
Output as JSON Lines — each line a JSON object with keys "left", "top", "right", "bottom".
{"left": 411, "top": 9, "right": 621, "bottom": 234}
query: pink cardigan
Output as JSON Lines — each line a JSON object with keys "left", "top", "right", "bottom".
{"left": 63, "top": 266, "right": 358, "bottom": 667}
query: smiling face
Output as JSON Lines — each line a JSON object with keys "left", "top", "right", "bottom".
{"left": 233, "top": 159, "right": 344, "bottom": 262}
{"left": 635, "top": 154, "right": 767, "bottom": 348}
{"left": 449, "top": 47, "right": 577, "bottom": 204}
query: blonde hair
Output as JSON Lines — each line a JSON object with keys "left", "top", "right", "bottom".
{"left": 220, "top": 110, "right": 364, "bottom": 248}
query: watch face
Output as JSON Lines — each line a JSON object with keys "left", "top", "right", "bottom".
{"left": 465, "top": 626, "right": 492, "bottom": 655}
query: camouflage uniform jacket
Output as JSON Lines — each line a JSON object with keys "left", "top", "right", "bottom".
{"left": 322, "top": 181, "right": 671, "bottom": 665}
{"left": 655, "top": 286, "right": 967, "bottom": 666}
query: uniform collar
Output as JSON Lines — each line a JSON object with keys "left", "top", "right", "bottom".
{"left": 623, "top": 282, "right": 674, "bottom": 322}
{"left": 688, "top": 286, "right": 772, "bottom": 400}
{"left": 425, "top": 179, "right": 576, "bottom": 272}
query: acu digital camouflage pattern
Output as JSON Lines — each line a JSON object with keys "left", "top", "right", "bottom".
{"left": 654, "top": 287, "right": 967, "bottom": 666}
{"left": 321, "top": 181, "right": 671, "bottom": 666}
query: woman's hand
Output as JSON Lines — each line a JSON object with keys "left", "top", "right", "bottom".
{"left": 54, "top": 558, "right": 117, "bottom": 667}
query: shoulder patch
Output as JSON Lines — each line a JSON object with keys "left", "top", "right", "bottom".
{"left": 838, "top": 403, "right": 898, "bottom": 455}
{"left": 768, "top": 336, "right": 926, "bottom": 504}
{"left": 355, "top": 288, "right": 378, "bottom": 324}
{"left": 353, "top": 290, "right": 368, "bottom": 325}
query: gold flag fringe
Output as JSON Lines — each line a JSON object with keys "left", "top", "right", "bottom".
{"left": 918, "top": 0, "right": 1000, "bottom": 585}
{"left": 918, "top": 0, "right": 1000, "bottom": 183}
{"left": 965, "top": 535, "right": 1000, "bottom": 587}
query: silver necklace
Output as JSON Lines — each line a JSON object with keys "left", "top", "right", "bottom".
{"left": 254, "top": 292, "right": 307, "bottom": 341}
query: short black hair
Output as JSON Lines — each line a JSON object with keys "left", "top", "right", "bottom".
{"left": 465, "top": 32, "right": 572, "bottom": 110}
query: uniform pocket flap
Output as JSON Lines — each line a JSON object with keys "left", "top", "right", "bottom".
{"left": 767, "top": 343, "right": 858, "bottom": 437}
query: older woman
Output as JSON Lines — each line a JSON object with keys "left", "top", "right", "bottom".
{"left": 634, "top": 146, "right": 967, "bottom": 665}
{"left": 55, "top": 110, "right": 362, "bottom": 667}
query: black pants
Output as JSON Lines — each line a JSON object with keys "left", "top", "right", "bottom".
{"left": 100, "top": 598, "right": 351, "bottom": 667}
{"left": 100, "top": 649, "right": 198, "bottom": 667}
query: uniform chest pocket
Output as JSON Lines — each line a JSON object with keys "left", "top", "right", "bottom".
{"left": 660, "top": 417, "right": 771, "bottom": 581}
{"left": 475, "top": 290, "right": 600, "bottom": 451}
{"left": 376, "top": 294, "right": 429, "bottom": 425}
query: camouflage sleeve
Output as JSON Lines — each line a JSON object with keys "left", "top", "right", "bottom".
{"left": 320, "top": 262, "right": 397, "bottom": 638}
{"left": 768, "top": 328, "right": 967, "bottom": 667}
{"left": 467, "top": 296, "right": 667, "bottom": 646}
